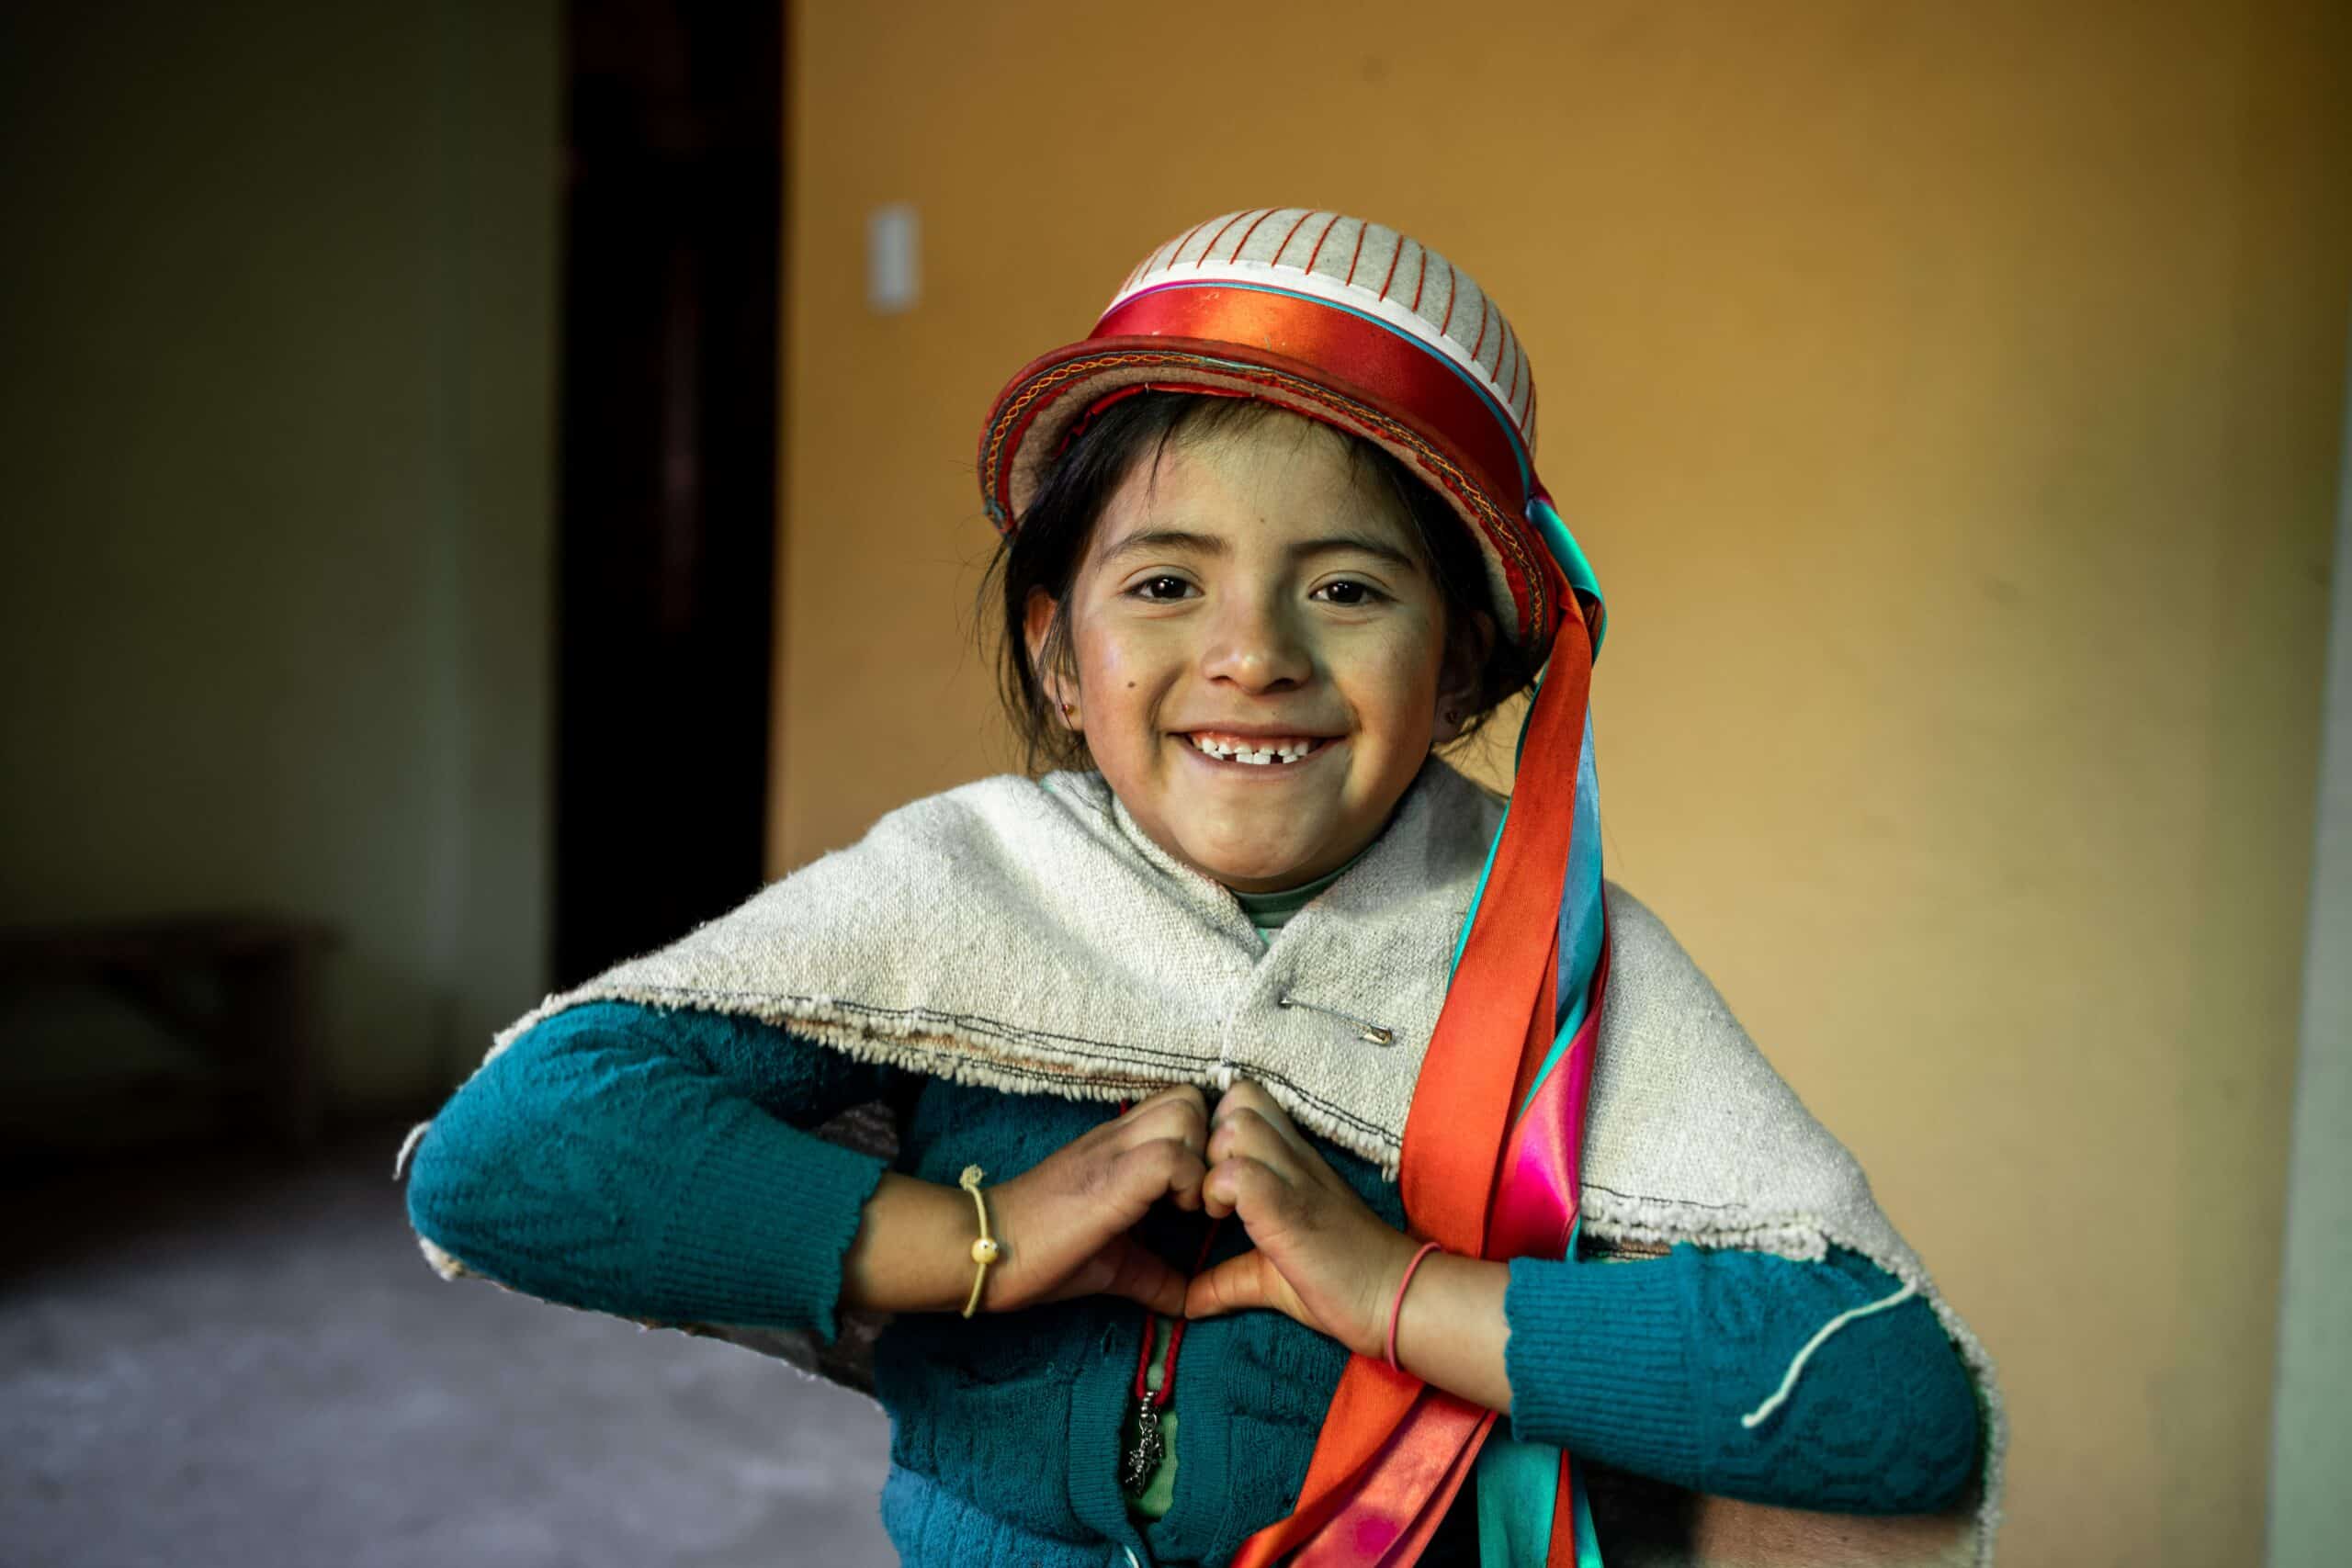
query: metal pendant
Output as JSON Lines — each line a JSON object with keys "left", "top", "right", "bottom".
{"left": 1121, "top": 1401, "right": 1165, "bottom": 1495}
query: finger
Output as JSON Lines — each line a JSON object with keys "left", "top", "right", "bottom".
{"left": 1213, "top": 1079, "right": 1314, "bottom": 1157}
{"left": 1204, "top": 1108, "right": 1296, "bottom": 1177}
{"left": 1183, "top": 1253, "right": 1272, "bottom": 1321}
{"left": 1124, "top": 1082, "right": 1208, "bottom": 1127}
{"left": 1168, "top": 1163, "right": 1204, "bottom": 1212}
{"left": 1201, "top": 1154, "right": 1291, "bottom": 1223}
{"left": 1211, "top": 1077, "right": 1277, "bottom": 1124}
{"left": 1118, "top": 1086, "right": 1209, "bottom": 1155}
{"left": 1109, "top": 1139, "right": 1208, "bottom": 1220}
{"left": 1213, "top": 1090, "right": 1326, "bottom": 1175}
{"left": 1096, "top": 1235, "right": 1188, "bottom": 1316}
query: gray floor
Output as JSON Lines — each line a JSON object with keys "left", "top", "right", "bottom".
{"left": 0, "top": 1121, "right": 899, "bottom": 1568}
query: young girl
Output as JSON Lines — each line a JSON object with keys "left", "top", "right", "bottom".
{"left": 398, "top": 209, "right": 2003, "bottom": 1567}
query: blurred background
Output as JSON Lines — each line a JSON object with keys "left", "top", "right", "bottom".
{"left": 3, "top": 1, "right": 2346, "bottom": 1565}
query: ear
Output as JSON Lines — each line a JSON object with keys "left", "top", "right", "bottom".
{"left": 1431, "top": 609, "right": 1496, "bottom": 743}
{"left": 1023, "top": 587, "right": 1080, "bottom": 729}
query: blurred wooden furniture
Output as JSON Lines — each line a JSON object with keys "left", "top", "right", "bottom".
{"left": 0, "top": 914, "right": 336, "bottom": 1151}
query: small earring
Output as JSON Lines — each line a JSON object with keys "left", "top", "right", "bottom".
{"left": 1443, "top": 707, "right": 1461, "bottom": 725}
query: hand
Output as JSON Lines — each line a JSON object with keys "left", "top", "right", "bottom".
{"left": 1182, "top": 1079, "right": 1419, "bottom": 1359}
{"left": 981, "top": 1084, "right": 1210, "bottom": 1316}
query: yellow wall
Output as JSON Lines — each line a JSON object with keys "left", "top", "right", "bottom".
{"left": 777, "top": 4, "right": 2350, "bottom": 1562}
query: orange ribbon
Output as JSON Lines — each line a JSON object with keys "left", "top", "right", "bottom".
{"left": 1231, "top": 613, "right": 1597, "bottom": 1568}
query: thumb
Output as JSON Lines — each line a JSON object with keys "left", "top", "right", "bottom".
{"left": 1183, "top": 1252, "right": 1274, "bottom": 1322}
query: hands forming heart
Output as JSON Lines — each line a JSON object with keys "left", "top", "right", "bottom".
{"left": 984, "top": 1080, "right": 1420, "bottom": 1360}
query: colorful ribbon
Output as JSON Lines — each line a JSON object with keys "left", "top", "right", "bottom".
{"left": 1231, "top": 495, "right": 1610, "bottom": 1567}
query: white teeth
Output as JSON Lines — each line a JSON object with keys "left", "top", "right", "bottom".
{"left": 1189, "top": 735, "right": 1319, "bottom": 764}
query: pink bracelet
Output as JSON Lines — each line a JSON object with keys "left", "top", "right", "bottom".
{"left": 1385, "top": 1241, "right": 1446, "bottom": 1374}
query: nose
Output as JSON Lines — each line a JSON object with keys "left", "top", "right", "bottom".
{"left": 1199, "top": 587, "right": 1312, "bottom": 693}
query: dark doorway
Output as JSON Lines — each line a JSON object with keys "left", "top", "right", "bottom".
{"left": 553, "top": 0, "right": 782, "bottom": 987}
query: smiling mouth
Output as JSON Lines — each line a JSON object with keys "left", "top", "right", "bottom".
{"left": 1181, "top": 732, "right": 1340, "bottom": 767}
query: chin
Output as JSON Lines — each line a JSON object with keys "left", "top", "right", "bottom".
{"left": 1182, "top": 831, "right": 1329, "bottom": 889}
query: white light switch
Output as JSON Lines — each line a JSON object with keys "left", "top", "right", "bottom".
{"left": 866, "top": 202, "right": 920, "bottom": 314}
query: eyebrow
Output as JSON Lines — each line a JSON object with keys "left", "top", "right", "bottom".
{"left": 1094, "top": 527, "right": 1422, "bottom": 574}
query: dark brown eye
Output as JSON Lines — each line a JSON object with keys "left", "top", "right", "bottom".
{"left": 1313, "top": 579, "right": 1382, "bottom": 606}
{"left": 1136, "top": 576, "right": 1193, "bottom": 601}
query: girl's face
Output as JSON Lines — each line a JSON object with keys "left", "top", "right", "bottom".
{"left": 1028, "top": 413, "right": 1476, "bottom": 893}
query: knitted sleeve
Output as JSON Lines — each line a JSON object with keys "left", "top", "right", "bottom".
{"left": 402, "top": 999, "right": 894, "bottom": 1343}
{"left": 1502, "top": 1244, "right": 1981, "bottom": 1515}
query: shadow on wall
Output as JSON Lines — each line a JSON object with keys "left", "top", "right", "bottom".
{"left": 0, "top": 0, "right": 560, "bottom": 1145}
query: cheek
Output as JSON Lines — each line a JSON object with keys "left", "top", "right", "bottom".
{"left": 1072, "top": 617, "right": 1174, "bottom": 712}
{"left": 1351, "top": 620, "right": 1447, "bottom": 716}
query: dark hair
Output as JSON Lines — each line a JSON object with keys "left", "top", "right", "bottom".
{"left": 980, "top": 392, "right": 1537, "bottom": 772}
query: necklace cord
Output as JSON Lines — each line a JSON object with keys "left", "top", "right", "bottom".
{"left": 1133, "top": 1213, "right": 1224, "bottom": 1405}
{"left": 1111, "top": 1097, "right": 1224, "bottom": 1410}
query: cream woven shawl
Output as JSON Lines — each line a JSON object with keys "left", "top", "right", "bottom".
{"left": 410, "top": 759, "right": 2006, "bottom": 1566}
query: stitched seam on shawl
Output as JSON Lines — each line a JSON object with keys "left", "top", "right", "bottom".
{"left": 585, "top": 982, "right": 1399, "bottom": 1147}
{"left": 1582, "top": 1182, "right": 1754, "bottom": 1213}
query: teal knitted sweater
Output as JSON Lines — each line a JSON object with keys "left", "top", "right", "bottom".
{"left": 403, "top": 1001, "right": 1980, "bottom": 1567}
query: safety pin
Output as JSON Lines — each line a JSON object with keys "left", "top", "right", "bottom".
{"left": 1276, "top": 994, "right": 1396, "bottom": 1046}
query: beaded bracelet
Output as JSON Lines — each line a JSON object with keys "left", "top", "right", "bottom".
{"left": 956, "top": 1165, "right": 1001, "bottom": 1317}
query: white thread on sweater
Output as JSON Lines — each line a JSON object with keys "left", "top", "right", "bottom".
{"left": 392, "top": 1120, "right": 431, "bottom": 1180}
{"left": 1740, "top": 1275, "right": 1920, "bottom": 1428}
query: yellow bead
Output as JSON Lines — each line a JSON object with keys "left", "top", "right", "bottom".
{"left": 971, "top": 1237, "right": 1000, "bottom": 1264}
